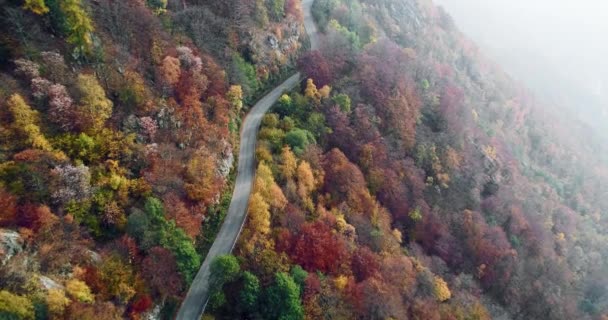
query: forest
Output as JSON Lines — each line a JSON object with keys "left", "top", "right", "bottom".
{"left": 0, "top": 0, "right": 607, "bottom": 319}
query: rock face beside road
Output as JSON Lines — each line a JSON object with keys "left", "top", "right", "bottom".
{"left": 175, "top": 3, "right": 320, "bottom": 318}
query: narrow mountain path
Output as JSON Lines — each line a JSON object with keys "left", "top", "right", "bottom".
{"left": 176, "top": 1, "right": 318, "bottom": 318}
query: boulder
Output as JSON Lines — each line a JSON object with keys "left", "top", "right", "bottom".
{"left": 0, "top": 229, "right": 23, "bottom": 265}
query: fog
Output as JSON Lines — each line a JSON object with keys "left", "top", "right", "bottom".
{"left": 434, "top": 0, "right": 608, "bottom": 136}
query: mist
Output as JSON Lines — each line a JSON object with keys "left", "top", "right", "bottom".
{"left": 434, "top": 0, "right": 608, "bottom": 137}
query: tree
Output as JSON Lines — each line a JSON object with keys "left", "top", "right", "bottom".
{"left": 75, "top": 74, "right": 113, "bottom": 132}
{"left": 290, "top": 221, "right": 348, "bottom": 274}
{"left": 267, "top": 0, "right": 285, "bottom": 21}
{"left": 432, "top": 276, "right": 451, "bottom": 302}
{"left": 66, "top": 279, "right": 95, "bottom": 303}
{"left": 0, "top": 188, "right": 17, "bottom": 227}
{"left": 23, "top": 0, "right": 50, "bottom": 15}
{"left": 298, "top": 51, "right": 332, "bottom": 88}
{"left": 47, "top": 83, "right": 76, "bottom": 131}
{"left": 296, "top": 161, "right": 315, "bottom": 210}
{"left": 332, "top": 93, "right": 351, "bottom": 113}
{"left": 290, "top": 266, "right": 308, "bottom": 295}
{"left": 0, "top": 290, "right": 34, "bottom": 320}
{"left": 304, "top": 79, "right": 320, "bottom": 104}
{"left": 248, "top": 193, "right": 271, "bottom": 238}
{"left": 146, "top": 0, "right": 167, "bottom": 14}
{"left": 99, "top": 254, "right": 136, "bottom": 303}
{"left": 351, "top": 247, "right": 380, "bottom": 282}
{"left": 240, "top": 271, "right": 261, "bottom": 314}
{"left": 263, "top": 272, "right": 304, "bottom": 320}
{"left": 231, "top": 54, "right": 259, "bottom": 97}
{"left": 285, "top": 129, "right": 314, "bottom": 154}
{"left": 51, "top": 164, "right": 91, "bottom": 207}
{"left": 159, "top": 55, "right": 181, "bottom": 89}
{"left": 209, "top": 254, "right": 240, "bottom": 310}
{"left": 285, "top": 0, "right": 303, "bottom": 20}
{"left": 142, "top": 247, "right": 183, "bottom": 298}
{"left": 7, "top": 94, "right": 52, "bottom": 151}
{"left": 59, "top": 0, "right": 95, "bottom": 56}
{"left": 253, "top": 0, "right": 269, "bottom": 27}
{"left": 47, "top": 289, "right": 70, "bottom": 317}
{"left": 279, "top": 146, "right": 298, "bottom": 181}
{"left": 226, "top": 85, "right": 244, "bottom": 113}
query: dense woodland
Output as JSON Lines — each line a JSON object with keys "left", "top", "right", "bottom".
{"left": 209, "top": 0, "right": 608, "bottom": 319}
{"left": 0, "top": 0, "right": 305, "bottom": 318}
{"left": 0, "top": 0, "right": 607, "bottom": 319}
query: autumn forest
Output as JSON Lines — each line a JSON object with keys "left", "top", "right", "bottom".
{"left": 0, "top": 0, "right": 607, "bottom": 319}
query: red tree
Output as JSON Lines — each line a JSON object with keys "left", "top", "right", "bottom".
{"left": 351, "top": 247, "right": 380, "bottom": 282}
{"left": 142, "top": 246, "right": 183, "bottom": 298}
{"left": 290, "top": 221, "right": 349, "bottom": 274}
{"left": 297, "top": 50, "right": 332, "bottom": 88}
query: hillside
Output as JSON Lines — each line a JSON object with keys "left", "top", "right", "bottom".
{"left": 206, "top": 0, "right": 608, "bottom": 319}
{"left": 0, "top": 0, "right": 305, "bottom": 318}
{"left": 1, "top": 0, "right": 607, "bottom": 319}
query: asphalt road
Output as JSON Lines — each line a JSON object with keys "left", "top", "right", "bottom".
{"left": 176, "top": 1, "right": 318, "bottom": 319}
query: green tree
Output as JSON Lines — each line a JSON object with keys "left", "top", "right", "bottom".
{"left": 332, "top": 93, "right": 351, "bottom": 112}
{"left": 263, "top": 272, "right": 304, "bottom": 320}
{"left": 284, "top": 129, "right": 315, "bottom": 155}
{"left": 254, "top": 0, "right": 269, "bottom": 27}
{"left": 210, "top": 254, "right": 240, "bottom": 288}
{"left": 290, "top": 266, "right": 308, "bottom": 295}
{"left": 59, "top": 0, "right": 95, "bottom": 56}
{"left": 126, "top": 198, "right": 200, "bottom": 283}
{"left": 240, "top": 271, "right": 260, "bottom": 314}
{"left": 231, "top": 55, "right": 259, "bottom": 98}
{"left": 208, "top": 254, "right": 240, "bottom": 311}
{"left": 267, "top": 0, "right": 285, "bottom": 21}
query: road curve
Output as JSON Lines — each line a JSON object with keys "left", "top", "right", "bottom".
{"left": 176, "top": 1, "right": 318, "bottom": 319}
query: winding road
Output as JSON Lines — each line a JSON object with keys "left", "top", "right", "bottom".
{"left": 176, "top": 1, "right": 318, "bottom": 319}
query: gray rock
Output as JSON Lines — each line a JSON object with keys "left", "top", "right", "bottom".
{"left": 268, "top": 35, "right": 279, "bottom": 49}
{"left": 0, "top": 230, "right": 23, "bottom": 265}
{"left": 143, "top": 304, "right": 162, "bottom": 320}
{"left": 39, "top": 275, "right": 63, "bottom": 290}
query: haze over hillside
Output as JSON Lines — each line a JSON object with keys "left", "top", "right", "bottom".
{"left": 435, "top": 0, "right": 608, "bottom": 139}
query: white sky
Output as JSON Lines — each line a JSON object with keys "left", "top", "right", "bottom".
{"left": 433, "top": 0, "right": 608, "bottom": 131}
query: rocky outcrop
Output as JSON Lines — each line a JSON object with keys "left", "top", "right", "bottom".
{"left": 0, "top": 229, "right": 23, "bottom": 265}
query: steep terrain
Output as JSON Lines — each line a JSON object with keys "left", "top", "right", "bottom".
{"left": 204, "top": 0, "right": 608, "bottom": 319}
{"left": 1, "top": 0, "right": 608, "bottom": 319}
{"left": 0, "top": 0, "right": 306, "bottom": 318}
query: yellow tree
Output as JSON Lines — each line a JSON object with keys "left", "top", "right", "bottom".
{"left": 304, "top": 78, "right": 320, "bottom": 104}
{"left": 75, "top": 74, "right": 113, "bottom": 132}
{"left": 23, "top": 0, "right": 49, "bottom": 14}
{"left": 47, "top": 289, "right": 70, "bottom": 316}
{"left": 245, "top": 192, "right": 271, "bottom": 252}
{"left": 254, "top": 162, "right": 287, "bottom": 209}
{"left": 226, "top": 85, "right": 244, "bottom": 113}
{"left": 0, "top": 290, "right": 34, "bottom": 319}
{"left": 296, "top": 161, "right": 314, "bottom": 199}
{"left": 296, "top": 161, "right": 315, "bottom": 212}
{"left": 66, "top": 279, "right": 94, "bottom": 303}
{"left": 7, "top": 94, "right": 53, "bottom": 151}
{"left": 279, "top": 146, "right": 297, "bottom": 181}
{"left": 433, "top": 276, "right": 451, "bottom": 302}
{"left": 318, "top": 85, "right": 332, "bottom": 100}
